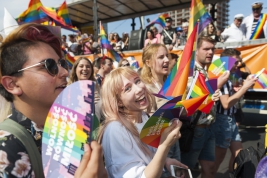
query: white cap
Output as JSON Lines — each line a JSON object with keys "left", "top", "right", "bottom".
{"left": 252, "top": 1, "right": 263, "bottom": 7}
{"left": 182, "top": 22, "right": 189, "bottom": 27}
{"left": 234, "top": 14, "right": 244, "bottom": 19}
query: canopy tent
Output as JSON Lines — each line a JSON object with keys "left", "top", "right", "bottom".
{"left": 66, "top": 0, "right": 226, "bottom": 27}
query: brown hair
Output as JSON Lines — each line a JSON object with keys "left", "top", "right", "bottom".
{"left": 197, "top": 36, "right": 217, "bottom": 49}
{"left": 68, "top": 57, "right": 95, "bottom": 85}
{"left": 0, "top": 23, "right": 61, "bottom": 102}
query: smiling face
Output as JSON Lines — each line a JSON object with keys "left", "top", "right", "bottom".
{"left": 75, "top": 59, "right": 92, "bottom": 80}
{"left": 150, "top": 46, "right": 169, "bottom": 77}
{"left": 119, "top": 75, "right": 149, "bottom": 112}
{"left": 196, "top": 40, "right": 215, "bottom": 67}
{"left": 14, "top": 42, "right": 68, "bottom": 112}
{"left": 252, "top": 6, "right": 262, "bottom": 18}
{"left": 234, "top": 18, "right": 243, "bottom": 28}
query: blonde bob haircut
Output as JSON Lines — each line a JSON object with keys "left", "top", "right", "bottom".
{"left": 97, "top": 67, "right": 154, "bottom": 157}
{"left": 140, "top": 43, "right": 168, "bottom": 84}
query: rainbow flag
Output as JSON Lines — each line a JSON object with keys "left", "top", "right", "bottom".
{"left": 255, "top": 68, "right": 267, "bottom": 88}
{"left": 188, "top": 72, "right": 217, "bottom": 114}
{"left": 188, "top": 0, "right": 213, "bottom": 34}
{"left": 17, "top": 0, "right": 48, "bottom": 23}
{"left": 57, "top": 1, "right": 72, "bottom": 26}
{"left": 100, "top": 25, "right": 122, "bottom": 62}
{"left": 38, "top": 6, "right": 66, "bottom": 25}
{"left": 100, "top": 25, "right": 112, "bottom": 49}
{"left": 250, "top": 13, "right": 267, "bottom": 39}
{"left": 62, "top": 48, "right": 75, "bottom": 68}
{"left": 150, "top": 13, "right": 169, "bottom": 28}
{"left": 158, "top": 23, "right": 199, "bottom": 98}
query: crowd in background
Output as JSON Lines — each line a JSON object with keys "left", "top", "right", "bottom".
{"left": 0, "top": 1, "right": 266, "bottom": 178}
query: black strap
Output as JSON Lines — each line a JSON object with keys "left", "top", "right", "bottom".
{"left": 0, "top": 119, "right": 44, "bottom": 178}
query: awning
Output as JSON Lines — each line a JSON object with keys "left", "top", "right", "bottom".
{"left": 66, "top": 0, "right": 225, "bottom": 27}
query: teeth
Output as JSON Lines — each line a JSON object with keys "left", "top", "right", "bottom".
{"left": 136, "top": 96, "right": 145, "bottom": 102}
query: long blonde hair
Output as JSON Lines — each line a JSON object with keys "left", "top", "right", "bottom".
{"left": 0, "top": 95, "right": 11, "bottom": 122}
{"left": 140, "top": 44, "right": 168, "bottom": 84}
{"left": 97, "top": 67, "right": 154, "bottom": 157}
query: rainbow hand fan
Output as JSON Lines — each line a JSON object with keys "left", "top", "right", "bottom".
{"left": 140, "top": 96, "right": 183, "bottom": 148}
{"left": 140, "top": 92, "right": 208, "bottom": 148}
{"left": 42, "top": 81, "right": 96, "bottom": 177}
{"left": 208, "top": 56, "right": 236, "bottom": 79}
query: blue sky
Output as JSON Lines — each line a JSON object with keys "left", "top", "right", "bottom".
{"left": 0, "top": 0, "right": 266, "bottom": 37}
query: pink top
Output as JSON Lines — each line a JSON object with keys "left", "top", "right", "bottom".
{"left": 144, "top": 38, "right": 158, "bottom": 47}
{"left": 155, "top": 33, "right": 161, "bottom": 43}
{"left": 83, "top": 42, "right": 93, "bottom": 55}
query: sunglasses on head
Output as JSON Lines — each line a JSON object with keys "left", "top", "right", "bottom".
{"left": 11, "top": 58, "right": 69, "bottom": 76}
{"left": 122, "top": 63, "right": 130, "bottom": 67}
{"left": 252, "top": 7, "right": 261, "bottom": 11}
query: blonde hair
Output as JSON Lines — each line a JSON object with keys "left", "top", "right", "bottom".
{"left": 140, "top": 44, "right": 168, "bottom": 84}
{"left": 97, "top": 67, "right": 154, "bottom": 157}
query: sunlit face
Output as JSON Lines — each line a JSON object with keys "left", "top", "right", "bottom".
{"left": 252, "top": 7, "right": 262, "bottom": 17}
{"left": 208, "top": 24, "right": 214, "bottom": 34}
{"left": 119, "top": 76, "right": 149, "bottom": 112}
{"left": 150, "top": 46, "right": 169, "bottom": 77}
{"left": 102, "top": 59, "right": 113, "bottom": 74}
{"left": 147, "top": 31, "right": 152, "bottom": 39}
{"left": 234, "top": 19, "right": 242, "bottom": 28}
{"left": 14, "top": 42, "right": 68, "bottom": 124}
{"left": 76, "top": 59, "right": 92, "bottom": 80}
{"left": 196, "top": 40, "right": 215, "bottom": 67}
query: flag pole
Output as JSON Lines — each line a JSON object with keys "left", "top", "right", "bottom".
{"left": 99, "top": 21, "right": 104, "bottom": 57}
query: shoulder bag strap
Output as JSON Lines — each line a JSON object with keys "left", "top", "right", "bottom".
{"left": 0, "top": 119, "right": 44, "bottom": 178}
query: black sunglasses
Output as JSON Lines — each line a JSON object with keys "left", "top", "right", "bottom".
{"left": 11, "top": 58, "right": 69, "bottom": 76}
{"left": 252, "top": 8, "right": 261, "bottom": 11}
{"left": 122, "top": 63, "right": 130, "bottom": 67}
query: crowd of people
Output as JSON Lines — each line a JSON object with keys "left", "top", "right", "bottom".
{"left": 60, "top": 2, "right": 266, "bottom": 57}
{"left": 0, "top": 1, "right": 266, "bottom": 178}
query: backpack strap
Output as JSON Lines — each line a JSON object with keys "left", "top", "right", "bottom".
{"left": 0, "top": 119, "right": 44, "bottom": 178}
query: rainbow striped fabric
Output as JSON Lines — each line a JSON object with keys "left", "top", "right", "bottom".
{"left": 152, "top": 13, "right": 170, "bottom": 28}
{"left": 17, "top": 0, "right": 48, "bottom": 23}
{"left": 62, "top": 48, "right": 76, "bottom": 68}
{"left": 188, "top": 0, "right": 213, "bottom": 34}
{"left": 250, "top": 13, "right": 267, "bottom": 39}
{"left": 255, "top": 68, "right": 267, "bottom": 88}
{"left": 100, "top": 25, "right": 122, "bottom": 62}
{"left": 158, "top": 23, "right": 198, "bottom": 98}
{"left": 57, "top": 1, "right": 72, "bottom": 26}
{"left": 38, "top": 6, "right": 66, "bottom": 25}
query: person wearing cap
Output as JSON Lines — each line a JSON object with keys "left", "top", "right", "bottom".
{"left": 241, "top": 2, "right": 267, "bottom": 39}
{"left": 161, "top": 17, "right": 177, "bottom": 50}
{"left": 221, "top": 14, "right": 246, "bottom": 43}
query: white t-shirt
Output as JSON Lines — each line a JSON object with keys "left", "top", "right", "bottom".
{"left": 67, "top": 41, "right": 78, "bottom": 53}
{"left": 102, "top": 112, "right": 156, "bottom": 178}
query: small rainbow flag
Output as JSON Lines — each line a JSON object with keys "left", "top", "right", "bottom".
{"left": 150, "top": 13, "right": 169, "bottom": 28}
{"left": 57, "top": 1, "right": 72, "bottom": 26}
{"left": 188, "top": 0, "right": 213, "bottom": 34}
{"left": 250, "top": 13, "right": 267, "bottom": 39}
{"left": 17, "top": 0, "right": 48, "bottom": 23}
{"left": 62, "top": 48, "right": 75, "bottom": 68}
{"left": 158, "top": 23, "right": 199, "bottom": 98}
{"left": 100, "top": 24, "right": 122, "bottom": 62}
{"left": 255, "top": 68, "right": 267, "bottom": 89}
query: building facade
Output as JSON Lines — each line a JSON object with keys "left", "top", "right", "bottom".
{"left": 168, "top": 0, "right": 230, "bottom": 30}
